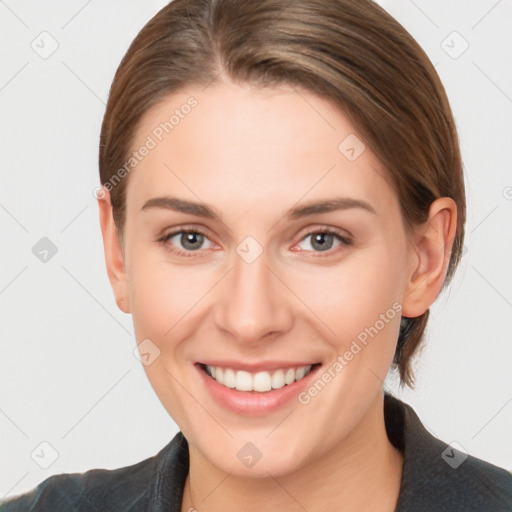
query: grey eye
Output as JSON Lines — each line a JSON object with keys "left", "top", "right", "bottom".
{"left": 309, "top": 232, "right": 335, "bottom": 251}
{"left": 179, "top": 232, "right": 205, "bottom": 250}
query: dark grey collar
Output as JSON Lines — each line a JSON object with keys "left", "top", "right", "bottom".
{"left": 150, "top": 394, "right": 512, "bottom": 511}
{"left": 385, "top": 394, "right": 512, "bottom": 511}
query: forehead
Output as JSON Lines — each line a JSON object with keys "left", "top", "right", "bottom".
{"left": 126, "top": 82, "right": 396, "bottom": 215}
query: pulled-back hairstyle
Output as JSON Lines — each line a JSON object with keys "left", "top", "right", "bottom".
{"left": 99, "top": 0, "right": 466, "bottom": 387}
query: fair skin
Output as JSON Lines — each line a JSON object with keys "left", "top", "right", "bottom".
{"left": 98, "top": 81, "right": 456, "bottom": 512}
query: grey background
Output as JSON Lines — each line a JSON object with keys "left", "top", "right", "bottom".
{"left": 1, "top": 0, "right": 511, "bottom": 499}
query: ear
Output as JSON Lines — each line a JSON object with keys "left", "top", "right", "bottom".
{"left": 401, "top": 197, "right": 458, "bottom": 318}
{"left": 98, "top": 188, "right": 130, "bottom": 313}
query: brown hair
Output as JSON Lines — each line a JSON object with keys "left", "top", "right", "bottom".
{"left": 99, "top": 0, "right": 466, "bottom": 387}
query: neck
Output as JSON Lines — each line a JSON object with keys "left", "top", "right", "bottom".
{"left": 181, "top": 393, "right": 403, "bottom": 512}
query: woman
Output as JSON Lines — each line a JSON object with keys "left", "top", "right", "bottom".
{"left": 2, "top": 0, "right": 511, "bottom": 510}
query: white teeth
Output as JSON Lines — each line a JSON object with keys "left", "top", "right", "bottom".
{"left": 271, "top": 369, "right": 285, "bottom": 389}
{"left": 224, "top": 368, "right": 236, "bottom": 388}
{"left": 204, "top": 364, "right": 313, "bottom": 392}
{"left": 253, "top": 371, "right": 272, "bottom": 392}
{"left": 235, "top": 370, "right": 253, "bottom": 391}
{"left": 285, "top": 368, "right": 295, "bottom": 385}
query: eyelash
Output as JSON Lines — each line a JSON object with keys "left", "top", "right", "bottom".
{"left": 157, "top": 226, "right": 353, "bottom": 259}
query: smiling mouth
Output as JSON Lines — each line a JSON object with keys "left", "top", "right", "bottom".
{"left": 199, "top": 363, "right": 322, "bottom": 393}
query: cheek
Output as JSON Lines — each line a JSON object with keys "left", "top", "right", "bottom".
{"left": 124, "top": 246, "right": 213, "bottom": 419}
{"left": 305, "top": 269, "right": 396, "bottom": 314}
{"left": 290, "top": 243, "right": 406, "bottom": 356}
{"left": 125, "top": 241, "right": 211, "bottom": 339}
{"left": 127, "top": 265, "right": 175, "bottom": 342}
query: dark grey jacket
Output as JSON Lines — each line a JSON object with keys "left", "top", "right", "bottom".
{"left": 2, "top": 394, "right": 511, "bottom": 511}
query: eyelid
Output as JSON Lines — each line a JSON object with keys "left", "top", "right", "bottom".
{"left": 297, "top": 225, "right": 353, "bottom": 244}
{"left": 158, "top": 224, "right": 212, "bottom": 241}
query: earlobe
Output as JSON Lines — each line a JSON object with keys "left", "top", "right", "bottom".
{"left": 401, "top": 197, "right": 457, "bottom": 318}
{"left": 97, "top": 188, "right": 131, "bottom": 313}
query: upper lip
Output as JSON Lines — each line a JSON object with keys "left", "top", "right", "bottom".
{"left": 198, "top": 360, "right": 320, "bottom": 372}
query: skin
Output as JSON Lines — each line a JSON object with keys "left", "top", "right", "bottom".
{"left": 98, "top": 81, "right": 457, "bottom": 512}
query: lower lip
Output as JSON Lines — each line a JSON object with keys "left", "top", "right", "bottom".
{"left": 195, "top": 363, "right": 321, "bottom": 416}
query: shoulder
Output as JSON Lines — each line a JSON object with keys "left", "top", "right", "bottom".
{"left": 404, "top": 432, "right": 512, "bottom": 511}
{"left": 0, "top": 456, "right": 156, "bottom": 512}
{"left": 0, "top": 433, "right": 188, "bottom": 512}
{"left": 385, "top": 394, "right": 512, "bottom": 512}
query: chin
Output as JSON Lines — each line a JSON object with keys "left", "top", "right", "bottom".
{"left": 189, "top": 430, "right": 315, "bottom": 479}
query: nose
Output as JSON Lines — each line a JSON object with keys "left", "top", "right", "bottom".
{"left": 213, "top": 251, "right": 294, "bottom": 345}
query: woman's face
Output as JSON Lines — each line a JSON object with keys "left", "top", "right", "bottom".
{"left": 117, "top": 82, "right": 416, "bottom": 477}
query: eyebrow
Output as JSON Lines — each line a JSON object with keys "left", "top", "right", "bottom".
{"left": 141, "top": 196, "right": 376, "bottom": 219}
